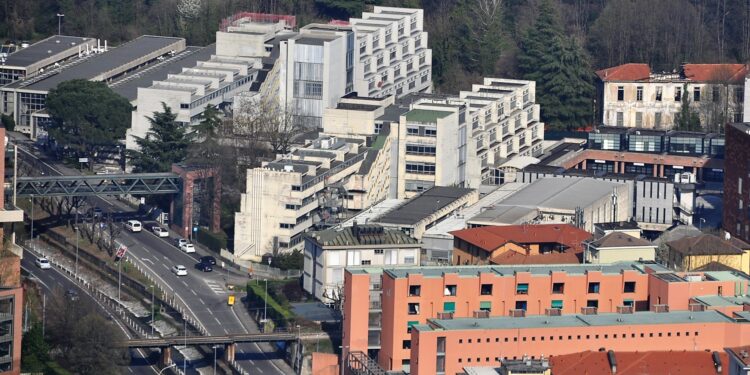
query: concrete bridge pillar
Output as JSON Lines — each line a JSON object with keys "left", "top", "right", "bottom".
{"left": 224, "top": 343, "right": 236, "bottom": 362}
{"left": 160, "top": 347, "right": 172, "bottom": 367}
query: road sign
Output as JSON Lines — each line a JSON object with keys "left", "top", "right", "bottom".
{"left": 115, "top": 244, "right": 128, "bottom": 260}
{"left": 78, "top": 157, "right": 88, "bottom": 163}
{"left": 193, "top": 226, "right": 198, "bottom": 233}
{"left": 227, "top": 295, "right": 235, "bottom": 306}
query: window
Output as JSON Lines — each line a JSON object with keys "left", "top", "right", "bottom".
{"left": 736, "top": 87, "right": 744, "bottom": 103}
{"left": 405, "top": 163, "right": 436, "bottom": 175}
{"left": 516, "top": 283, "right": 529, "bottom": 295}
{"left": 443, "top": 302, "right": 456, "bottom": 313}
{"left": 180, "top": 103, "right": 189, "bottom": 109}
{"left": 693, "top": 87, "right": 701, "bottom": 101}
{"left": 623, "top": 299, "right": 634, "bottom": 307}
{"left": 279, "top": 223, "right": 294, "bottom": 229}
{"left": 551, "top": 300, "right": 563, "bottom": 309}
{"left": 616, "top": 112, "right": 624, "bottom": 127}
{"left": 635, "top": 112, "right": 643, "bottom": 126}
{"left": 402, "top": 340, "right": 411, "bottom": 349}
{"left": 480, "top": 301, "right": 491, "bottom": 312}
{"left": 409, "top": 285, "right": 421, "bottom": 296}
{"left": 675, "top": 87, "right": 682, "bottom": 101}
{"left": 588, "top": 282, "right": 600, "bottom": 294}
{"left": 587, "top": 300, "right": 599, "bottom": 308}
{"left": 437, "top": 337, "right": 446, "bottom": 353}
{"left": 617, "top": 86, "right": 624, "bottom": 101}
{"left": 712, "top": 86, "right": 720, "bottom": 102}
{"left": 624, "top": 281, "right": 636, "bottom": 293}
{"left": 444, "top": 285, "right": 457, "bottom": 296}
{"left": 480, "top": 284, "right": 493, "bottom": 295}
{"left": 436, "top": 356, "right": 445, "bottom": 373}
{"left": 552, "top": 282, "right": 564, "bottom": 294}
{"left": 404, "top": 256, "right": 415, "bottom": 264}
{"left": 361, "top": 260, "right": 371, "bottom": 265}
{"left": 636, "top": 86, "right": 643, "bottom": 101}
{"left": 374, "top": 249, "right": 383, "bottom": 255}
{"left": 655, "top": 112, "right": 662, "bottom": 128}
{"left": 656, "top": 86, "right": 663, "bottom": 101}
{"left": 515, "top": 301, "right": 527, "bottom": 311}
{"left": 408, "top": 303, "right": 420, "bottom": 315}
{"left": 406, "top": 144, "right": 437, "bottom": 155}
{"left": 404, "top": 321, "right": 419, "bottom": 335}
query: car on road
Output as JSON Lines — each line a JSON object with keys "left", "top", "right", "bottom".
{"left": 152, "top": 226, "right": 169, "bottom": 238}
{"left": 124, "top": 220, "right": 142, "bottom": 233}
{"left": 93, "top": 207, "right": 103, "bottom": 218}
{"left": 65, "top": 289, "right": 80, "bottom": 301}
{"left": 172, "top": 265, "right": 187, "bottom": 276}
{"left": 199, "top": 256, "right": 216, "bottom": 265}
{"left": 196, "top": 262, "right": 213, "bottom": 272}
{"left": 180, "top": 243, "right": 196, "bottom": 253}
{"left": 174, "top": 238, "right": 188, "bottom": 248}
{"left": 35, "top": 257, "right": 51, "bottom": 269}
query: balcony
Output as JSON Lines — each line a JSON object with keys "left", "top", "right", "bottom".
{"left": 0, "top": 205, "right": 23, "bottom": 223}
{"left": 369, "top": 301, "right": 382, "bottom": 310}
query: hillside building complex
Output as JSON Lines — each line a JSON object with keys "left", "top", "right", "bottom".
{"left": 0, "top": 35, "right": 96, "bottom": 85}
{"left": 596, "top": 63, "right": 746, "bottom": 130}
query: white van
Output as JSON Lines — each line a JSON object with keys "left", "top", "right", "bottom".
{"left": 124, "top": 220, "right": 142, "bottom": 233}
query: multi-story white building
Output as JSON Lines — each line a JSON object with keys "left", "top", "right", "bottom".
{"left": 303, "top": 223, "right": 420, "bottom": 302}
{"left": 597, "top": 63, "right": 747, "bottom": 130}
{"left": 350, "top": 6, "right": 432, "bottom": 99}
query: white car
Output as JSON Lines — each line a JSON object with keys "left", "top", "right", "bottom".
{"left": 180, "top": 243, "right": 196, "bottom": 253}
{"left": 124, "top": 220, "right": 142, "bottom": 233}
{"left": 174, "top": 238, "right": 188, "bottom": 248}
{"left": 35, "top": 257, "right": 51, "bottom": 269}
{"left": 172, "top": 265, "right": 187, "bottom": 276}
{"left": 152, "top": 226, "right": 169, "bottom": 238}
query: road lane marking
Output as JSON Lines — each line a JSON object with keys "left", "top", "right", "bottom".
{"left": 141, "top": 258, "right": 154, "bottom": 264}
{"left": 214, "top": 317, "right": 221, "bottom": 325}
{"left": 198, "top": 298, "right": 205, "bottom": 305}
{"left": 190, "top": 290, "right": 197, "bottom": 296}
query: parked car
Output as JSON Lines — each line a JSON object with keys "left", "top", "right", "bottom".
{"left": 174, "top": 238, "right": 188, "bottom": 248}
{"left": 180, "top": 243, "right": 196, "bottom": 253}
{"left": 124, "top": 220, "right": 142, "bottom": 233}
{"left": 199, "top": 256, "right": 217, "bottom": 265}
{"left": 35, "top": 257, "right": 51, "bottom": 270}
{"left": 64, "top": 289, "right": 80, "bottom": 301}
{"left": 152, "top": 226, "right": 169, "bottom": 238}
{"left": 196, "top": 262, "right": 213, "bottom": 272}
{"left": 172, "top": 265, "right": 187, "bottom": 276}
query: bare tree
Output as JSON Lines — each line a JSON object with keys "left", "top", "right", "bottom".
{"left": 234, "top": 96, "right": 305, "bottom": 155}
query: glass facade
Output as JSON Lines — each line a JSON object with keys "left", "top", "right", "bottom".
{"left": 668, "top": 136, "right": 704, "bottom": 155}
{"left": 628, "top": 134, "right": 662, "bottom": 152}
{"left": 19, "top": 92, "right": 48, "bottom": 127}
{"left": 588, "top": 133, "right": 622, "bottom": 150}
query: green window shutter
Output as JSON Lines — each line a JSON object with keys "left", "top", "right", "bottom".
{"left": 551, "top": 300, "right": 563, "bottom": 309}
{"left": 443, "top": 302, "right": 456, "bottom": 312}
{"left": 480, "top": 301, "right": 491, "bottom": 311}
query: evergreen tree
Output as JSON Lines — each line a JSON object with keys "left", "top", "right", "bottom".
{"left": 187, "top": 105, "right": 222, "bottom": 165}
{"left": 21, "top": 323, "right": 49, "bottom": 373}
{"left": 127, "top": 103, "right": 191, "bottom": 173}
{"left": 517, "top": 0, "right": 594, "bottom": 130}
{"left": 674, "top": 83, "right": 702, "bottom": 131}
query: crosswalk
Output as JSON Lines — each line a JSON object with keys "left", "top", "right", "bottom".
{"left": 204, "top": 280, "right": 225, "bottom": 294}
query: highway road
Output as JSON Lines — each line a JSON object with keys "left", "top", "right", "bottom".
{"left": 22, "top": 249, "right": 160, "bottom": 375}
{"left": 12, "top": 134, "right": 291, "bottom": 375}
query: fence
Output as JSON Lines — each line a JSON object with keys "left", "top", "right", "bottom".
{"left": 219, "top": 249, "right": 302, "bottom": 279}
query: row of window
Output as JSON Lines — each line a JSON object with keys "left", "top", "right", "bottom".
{"left": 406, "top": 297, "right": 629, "bottom": 315}
{"left": 405, "top": 162, "right": 436, "bottom": 175}
{"left": 454, "top": 329, "right": 700, "bottom": 348}
{"left": 407, "top": 281, "right": 636, "bottom": 297}
{"left": 617, "top": 85, "right": 743, "bottom": 103}
{"left": 406, "top": 144, "right": 437, "bottom": 156}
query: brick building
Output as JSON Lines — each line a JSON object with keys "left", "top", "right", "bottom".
{"left": 724, "top": 123, "right": 750, "bottom": 244}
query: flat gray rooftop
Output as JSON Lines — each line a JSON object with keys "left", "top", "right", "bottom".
{"left": 110, "top": 46, "right": 213, "bottom": 101}
{"left": 3, "top": 35, "right": 93, "bottom": 68}
{"left": 381, "top": 261, "right": 667, "bottom": 279}
{"left": 376, "top": 186, "right": 474, "bottom": 226}
{"left": 418, "top": 310, "right": 734, "bottom": 332}
{"left": 12, "top": 35, "right": 184, "bottom": 92}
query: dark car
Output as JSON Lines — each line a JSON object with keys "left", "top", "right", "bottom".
{"left": 196, "top": 262, "right": 213, "bottom": 272}
{"left": 65, "top": 289, "right": 80, "bottom": 301}
{"left": 199, "top": 256, "right": 217, "bottom": 265}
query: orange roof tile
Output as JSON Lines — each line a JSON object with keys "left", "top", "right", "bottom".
{"left": 450, "top": 224, "right": 592, "bottom": 253}
{"left": 683, "top": 64, "right": 748, "bottom": 84}
{"left": 551, "top": 350, "right": 728, "bottom": 375}
{"left": 490, "top": 249, "right": 582, "bottom": 265}
{"left": 596, "top": 63, "right": 651, "bottom": 82}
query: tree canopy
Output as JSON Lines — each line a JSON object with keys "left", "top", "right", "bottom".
{"left": 128, "top": 103, "right": 191, "bottom": 173}
{"left": 517, "top": 0, "right": 594, "bottom": 130}
{"left": 674, "top": 84, "right": 702, "bottom": 131}
{"left": 46, "top": 80, "right": 132, "bottom": 160}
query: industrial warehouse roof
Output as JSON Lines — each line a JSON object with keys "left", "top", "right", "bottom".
{"left": 667, "top": 234, "right": 750, "bottom": 256}
{"left": 382, "top": 261, "right": 668, "bottom": 279}
{"left": 451, "top": 224, "right": 591, "bottom": 253}
{"left": 306, "top": 224, "right": 419, "bottom": 247}
{"left": 417, "top": 310, "right": 733, "bottom": 333}
{"left": 2, "top": 35, "right": 94, "bottom": 68}
{"left": 8, "top": 35, "right": 185, "bottom": 91}
{"left": 376, "top": 186, "right": 475, "bottom": 226}
{"left": 404, "top": 108, "right": 452, "bottom": 123}
{"left": 591, "top": 232, "right": 654, "bottom": 248}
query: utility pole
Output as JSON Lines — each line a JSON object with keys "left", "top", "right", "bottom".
{"left": 150, "top": 285, "right": 155, "bottom": 337}
{"left": 212, "top": 345, "right": 218, "bottom": 375}
{"left": 118, "top": 258, "right": 122, "bottom": 304}
{"left": 75, "top": 211, "right": 79, "bottom": 277}
{"left": 30, "top": 194, "right": 34, "bottom": 250}
{"left": 183, "top": 318, "right": 187, "bottom": 373}
{"left": 263, "top": 279, "right": 268, "bottom": 323}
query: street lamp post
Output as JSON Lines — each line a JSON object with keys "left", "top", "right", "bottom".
{"left": 183, "top": 318, "right": 187, "bottom": 373}
{"left": 157, "top": 363, "right": 176, "bottom": 375}
{"left": 149, "top": 285, "right": 155, "bottom": 337}
{"left": 30, "top": 194, "right": 34, "bottom": 250}
{"left": 263, "top": 279, "right": 268, "bottom": 323}
{"left": 56, "top": 13, "right": 64, "bottom": 35}
{"left": 74, "top": 211, "right": 79, "bottom": 277}
{"left": 212, "top": 345, "right": 219, "bottom": 375}
{"left": 339, "top": 345, "right": 349, "bottom": 375}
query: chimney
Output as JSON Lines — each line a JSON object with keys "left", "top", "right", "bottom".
{"left": 352, "top": 221, "right": 359, "bottom": 239}
{"left": 607, "top": 350, "right": 617, "bottom": 374}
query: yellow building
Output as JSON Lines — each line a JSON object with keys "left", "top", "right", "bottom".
{"left": 666, "top": 233, "right": 750, "bottom": 274}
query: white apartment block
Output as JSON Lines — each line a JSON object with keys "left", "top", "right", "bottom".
{"left": 350, "top": 6, "right": 432, "bottom": 99}
{"left": 234, "top": 134, "right": 391, "bottom": 261}
{"left": 597, "top": 63, "right": 747, "bottom": 130}
{"left": 303, "top": 223, "right": 420, "bottom": 302}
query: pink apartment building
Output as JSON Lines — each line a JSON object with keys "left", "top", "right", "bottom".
{"left": 343, "top": 261, "right": 750, "bottom": 373}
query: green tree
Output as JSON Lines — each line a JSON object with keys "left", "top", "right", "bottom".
{"left": 1, "top": 114, "right": 15, "bottom": 132}
{"left": 458, "top": 0, "right": 506, "bottom": 76}
{"left": 517, "top": 0, "right": 594, "bottom": 130}
{"left": 21, "top": 323, "right": 49, "bottom": 373}
{"left": 128, "top": 103, "right": 191, "bottom": 173}
{"left": 46, "top": 80, "right": 133, "bottom": 162}
{"left": 674, "top": 84, "right": 701, "bottom": 131}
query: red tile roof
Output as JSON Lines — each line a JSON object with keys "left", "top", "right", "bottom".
{"left": 683, "top": 64, "right": 748, "bottom": 84}
{"left": 490, "top": 249, "right": 582, "bottom": 265}
{"left": 450, "top": 224, "right": 592, "bottom": 253}
{"left": 551, "top": 350, "right": 728, "bottom": 375}
{"left": 596, "top": 63, "right": 651, "bottom": 82}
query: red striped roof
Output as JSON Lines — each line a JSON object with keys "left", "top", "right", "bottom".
{"left": 450, "top": 224, "right": 592, "bottom": 253}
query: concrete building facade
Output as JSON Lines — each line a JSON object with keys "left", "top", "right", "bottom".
{"left": 724, "top": 123, "right": 750, "bottom": 244}
{"left": 0, "top": 35, "right": 96, "bottom": 85}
